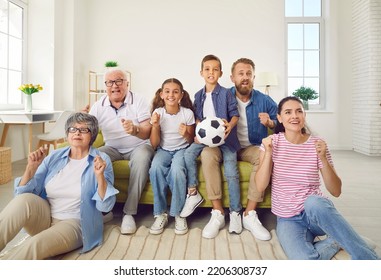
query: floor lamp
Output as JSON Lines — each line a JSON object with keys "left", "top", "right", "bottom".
{"left": 256, "top": 72, "right": 278, "bottom": 95}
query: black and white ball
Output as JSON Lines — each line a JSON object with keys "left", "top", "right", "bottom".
{"left": 195, "top": 117, "right": 225, "bottom": 147}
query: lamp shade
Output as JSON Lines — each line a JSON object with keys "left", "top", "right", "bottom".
{"left": 256, "top": 72, "right": 278, "bottom": 87}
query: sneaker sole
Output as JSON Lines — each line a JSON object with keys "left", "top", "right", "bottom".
{"left": 149, "top": 228, "right": 164, "bottom": 235}
{"left": 179, "top": 198, "right": 204, "bottom": 218}
{"left": 175, "top": 228, "right": 188, "bottom": 235}
{"left": 121, "top": 228, "right": 137, "bottom": 235}
{"left": 243, "top": 226, "right": 271, "bottom": 240}
{"left": 229, "top": 228, "right": 243, "bottom": 234}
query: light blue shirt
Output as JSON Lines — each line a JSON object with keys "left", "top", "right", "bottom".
{"left": 14, "top": 146, "right": 119, "bottom": 253}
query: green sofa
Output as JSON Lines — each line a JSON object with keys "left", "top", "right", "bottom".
{"left": 90, "top": 132, "right": 271, "bottom": 208}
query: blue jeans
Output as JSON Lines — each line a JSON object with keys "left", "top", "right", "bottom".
{"left": 276, "top": 195, "right": 379, "bottom": 260}
{"left": 149, "top": 148, "right": 187, "bottom": 217}
{"left": 184, "top": 143, "right": 241, "bottom": 212}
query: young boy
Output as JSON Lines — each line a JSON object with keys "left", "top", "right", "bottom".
{"left": 182, "top": 54, "right": 241, "bottom": 239}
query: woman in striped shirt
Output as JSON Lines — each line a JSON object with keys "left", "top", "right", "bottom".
{"left": 255, "top": 96, "right": 378, "bottom": 260}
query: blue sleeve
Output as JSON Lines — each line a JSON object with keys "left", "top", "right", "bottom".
{"left": 227, "top": 89, "right": 239, "bottom": 119}
{"left": 92, "top": 151, "right": 119, "bottom": 212}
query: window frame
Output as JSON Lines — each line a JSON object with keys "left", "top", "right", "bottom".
{"left": 0, "top": 0, "right": 27, "bottom": 110}
{"left": 285, "top": 1, "right": 325, "bottom": 110}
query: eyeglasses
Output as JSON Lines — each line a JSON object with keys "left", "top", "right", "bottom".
{"left": 67, "top": 127, "right": 91, "bottom": 134}
{"left": 104, "top": 79, "right": 125, "bottom": 87}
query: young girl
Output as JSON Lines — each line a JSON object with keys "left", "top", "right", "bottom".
{"left": 255, "top": 96, "right": 378, "bottom": 260}
{"left": 149, "top": 78, "right": 195, "bottom": 235}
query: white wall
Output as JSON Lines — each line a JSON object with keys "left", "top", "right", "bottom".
{"left": 352, "top": 0, "right": 381, "bottom": 156}
{"left": 79, "top": 0, "right": 353, "bottom": 151}
{"left": 2, "top": 0, "right": 361, "bottom": 161}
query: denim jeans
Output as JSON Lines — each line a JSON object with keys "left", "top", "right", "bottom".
{"left": 184, "top": 143, "right": 241, "bottom": 212}
{"left": 184, "top": 142, "right": 204, "bottom": 188}
{"left": 276, "top": 195, "right": 379, "bottom": 260}
{"left": 149, "top": 148, "right": 187, "bottom": 217}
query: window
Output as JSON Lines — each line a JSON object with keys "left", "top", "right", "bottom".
{"left": 285, "top": 0, "right": 324, "bottom": 109}
{"left": 0, "top": 0, "right": 26, "bottom": 108}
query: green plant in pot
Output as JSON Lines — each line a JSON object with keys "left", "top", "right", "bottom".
{"left": 292, "top": 86, "right": 319, "bottom": 110}
{"left": 104, "top": 61, "right": 118, "bottom": 68}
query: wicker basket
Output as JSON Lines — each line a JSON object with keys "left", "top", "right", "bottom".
{"left": 0, "top": 147, "right": 12, "bottom": 185}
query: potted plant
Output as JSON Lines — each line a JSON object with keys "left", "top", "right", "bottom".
{"left": 104, "top": 61, "right": 118, "bottom": 68}
{"left": 292, "top": 86, "right": 319, "bottom": 110}
{"left": 18, "top": 83, "right": 43, "bottom": 112}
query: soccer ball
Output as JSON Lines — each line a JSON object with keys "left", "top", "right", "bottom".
{"left": 195, "top": 117, "right": 225, "bottom": 147}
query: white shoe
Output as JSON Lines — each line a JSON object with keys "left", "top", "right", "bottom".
{"left": 175, "top": 216, "right": 188, "bottom": 235}
{"left": 243, "top": 210, "right": 271, "bottom": 240}
{"left": 102, "top": 211, "right": 114, "bottom": 224}
{"left": 121, "top": 214, "right": 137, "bottom": 234}
{"left": 180, "top": 191, "right": 204, "bottom": 218}
{"left": 150, "top": 213, "right": 168, "bottom": 235}
{"left": 202, "top": 209, "right": 225, "bottom": 239}
{"left": 229, "top": 211, "right": 242, "bottom": 234}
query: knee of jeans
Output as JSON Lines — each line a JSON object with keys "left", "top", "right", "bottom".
{"left": 223, "top": 160, "right": 239, "bottom": 177}
{"left": 304, "top": 195, "right": 331, "bottom": 213}
{"left": 149, "top": 162, "right": 163, "bottom": 174}
{"left": 170, "top": 165, "right": 186, "bottom": 178}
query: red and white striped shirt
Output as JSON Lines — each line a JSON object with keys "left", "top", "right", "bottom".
{"left": 260, "top": 132, "right": 333, "bottom": 218}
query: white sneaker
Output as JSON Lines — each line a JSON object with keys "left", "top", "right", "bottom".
{"left": 175, "top": 216, "right": 188, "bottom": 235}
{"left": 180, "top": 191, "right": 204, "bottom": 218}
{"left": 202, "top": 209, "right": 225, "bottom": 239}
{"left": 243, "top": 210, "right": 271, "bottom": 240}
{"left": 121, "top": 214, "right": 137, "bottom": 234}
{"left": 150, "top": 213, "right": 168, "bottom": 235}
{"left": 229, "top": 211, "right": 242, "bottom": 234}
{"left": 102, "top": 211, "right": 114, "bottom": 224}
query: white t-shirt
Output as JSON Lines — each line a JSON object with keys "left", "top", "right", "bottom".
{"left": 202, "top": 92, "right": 216, "bottom": 117}
{"left": 236, "top": 98, "right": 251, "bottom": 148}
{"left": 89, "top": 92, "right": 150, "bottom": 153}
{"left": 45, "top": 156, "right": 89, "bottom": 220}
{"left": 152, "top": 106, "right": 195, "bottom": 151}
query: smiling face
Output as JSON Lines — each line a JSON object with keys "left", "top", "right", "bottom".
{"left": 200, "top": 59, "right": 222, "bottom": 86}
{"left": 160, "top": 82, "right": 183, "bottom": 108}
{"left": 104, "top": 70, "right": 128, "bottom": 104}
{"left": 277, "top": 99, "right": 306, "bottom": 133}
{"left": 230, "top": 62, "right": 254, "bottom": 97}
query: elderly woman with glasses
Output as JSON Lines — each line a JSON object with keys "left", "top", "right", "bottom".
{"left": 0, "top": 112, "right": 118, "bottom": 260}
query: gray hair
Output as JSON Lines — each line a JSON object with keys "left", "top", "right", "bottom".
{"left": 65, "top": 112, "right": 99, "bottom": 146}
{"left": 104, "top": 68, "right": 128, "bottom": 81}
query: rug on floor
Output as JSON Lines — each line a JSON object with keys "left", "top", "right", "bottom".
{"left": 1, "top": 224, "right": 350, "bottom": 260}
{"left": 54, "top": 225, "right": 350, "bottom": 260}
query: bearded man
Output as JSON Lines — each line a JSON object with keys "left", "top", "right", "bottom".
{"left": 200, "top": 58, "right": 278, "bottom": 240}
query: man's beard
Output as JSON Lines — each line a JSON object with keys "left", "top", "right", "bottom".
{"left": 235, "top": 82, "right": 253, "bottom": 96}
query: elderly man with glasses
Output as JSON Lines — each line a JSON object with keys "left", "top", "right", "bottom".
{"left": 85, "top": 68, "right": 154, "bottom": 235}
